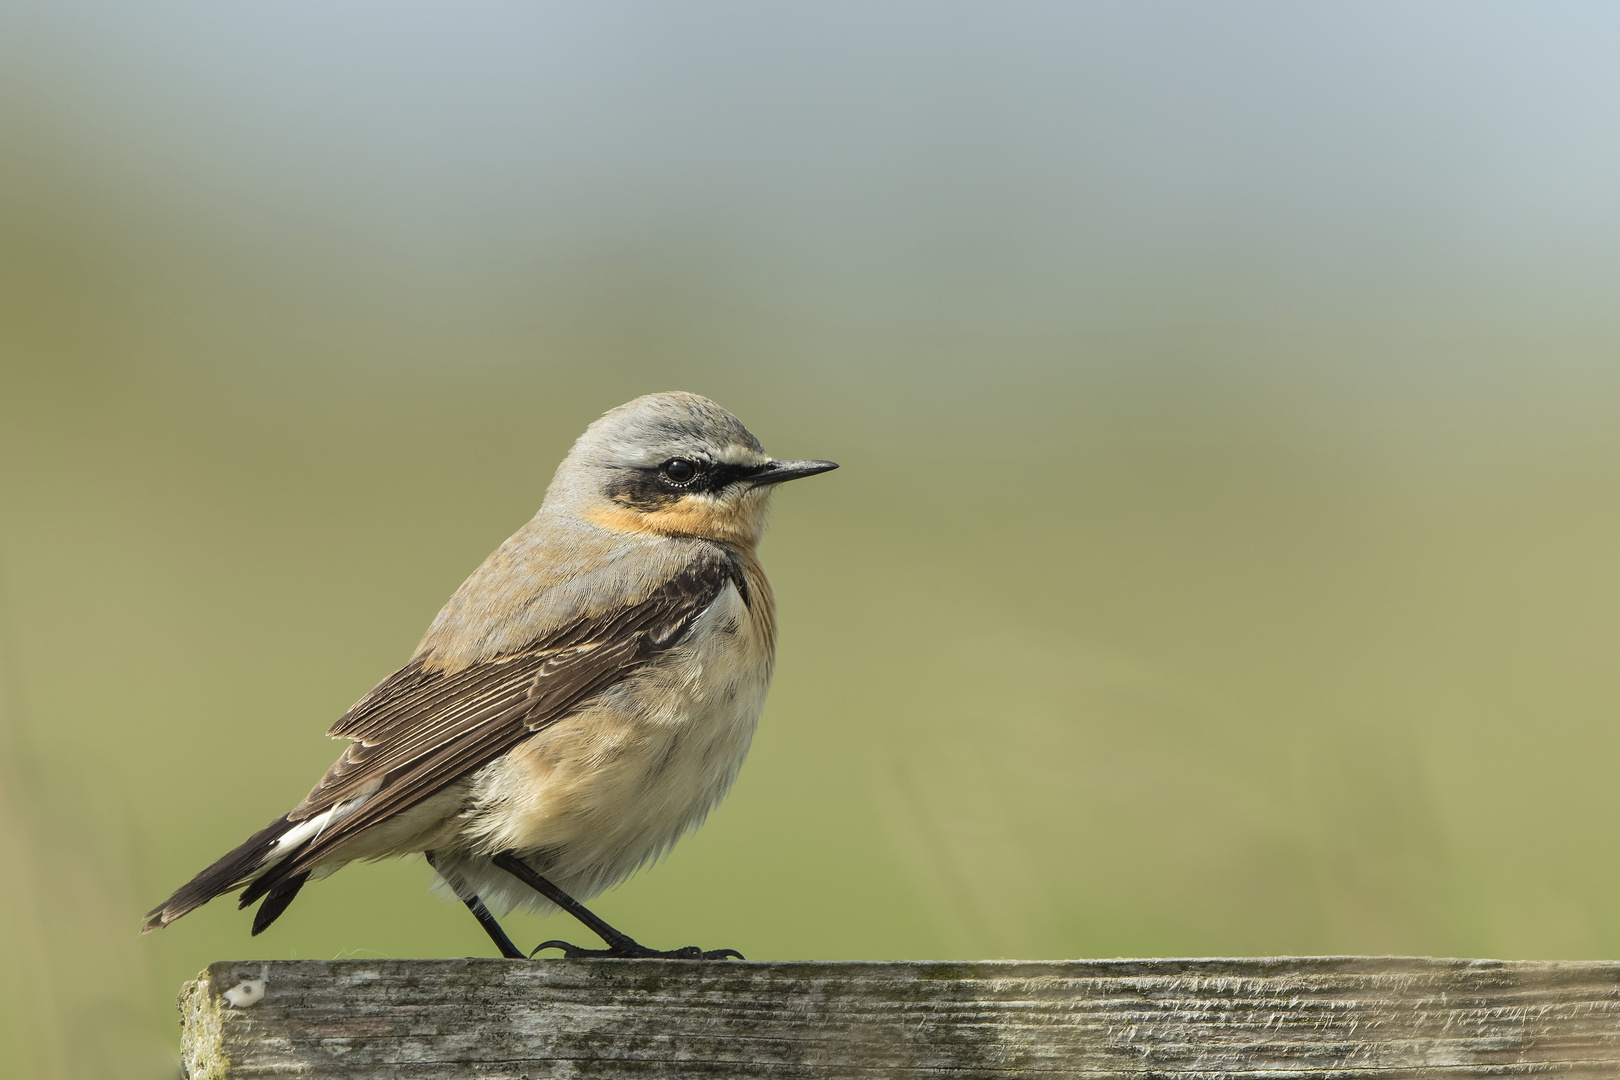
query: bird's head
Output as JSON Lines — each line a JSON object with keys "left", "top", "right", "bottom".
{"left": 547, "top": 392, "right": 837, "bottom": 549}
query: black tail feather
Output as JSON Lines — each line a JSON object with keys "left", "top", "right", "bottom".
{"left": 237, "top": 849, "right": 305, "bottom": 909}
{"left": 140, "top": 815, "right": 291, "bottom": 932}
{"left": 251, "top": 871, "right": 309, "bottom": 935}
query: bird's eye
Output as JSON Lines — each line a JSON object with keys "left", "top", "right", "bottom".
{"left": 660, "top": 458, "right": 698, "bottom": 483}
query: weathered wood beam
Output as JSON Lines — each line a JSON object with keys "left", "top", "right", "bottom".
{"left": 179, "top": 957, "right": 1620, "bottom": 1078}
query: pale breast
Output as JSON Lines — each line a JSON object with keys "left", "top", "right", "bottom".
{"left": 454, "top": 574, "right": 777, "bottom": 906}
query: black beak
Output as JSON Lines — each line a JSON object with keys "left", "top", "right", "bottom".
{"left": 750, "top": 459, "right": 839, "bottom": 486}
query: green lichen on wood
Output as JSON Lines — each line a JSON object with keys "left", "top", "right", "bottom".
{"left": 176, "top": 967, "right": 226, "bottom": 1080}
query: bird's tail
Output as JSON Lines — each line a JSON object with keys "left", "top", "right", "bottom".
{"left": 141, "top": 815, "right": 307, "bottom": 934}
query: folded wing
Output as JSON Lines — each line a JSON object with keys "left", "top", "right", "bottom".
{"left": 142, "top": 547, "right": 744, "bottom": 932}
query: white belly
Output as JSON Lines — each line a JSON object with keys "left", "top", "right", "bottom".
{"left": 439, "top": 580, "right": 773, "bottom": 915}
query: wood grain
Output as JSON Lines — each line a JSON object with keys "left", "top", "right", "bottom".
{"left": 179, "top": 957, "right": 1620, "bottom": 1078}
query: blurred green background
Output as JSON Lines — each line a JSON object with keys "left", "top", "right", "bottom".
{"left": 6, "top": 2, "right": 1620, "bottom": 1075}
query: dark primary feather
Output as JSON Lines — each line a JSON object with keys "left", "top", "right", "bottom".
{"left": 143, "top": 546, "right": 746, "bottom": 933}
{"left": 139, "top": 815, "right": 290, "bottom": 932}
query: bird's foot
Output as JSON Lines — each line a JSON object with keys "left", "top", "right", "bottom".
{"left": 530, "top": 938, "right": 743, "bottom": 960}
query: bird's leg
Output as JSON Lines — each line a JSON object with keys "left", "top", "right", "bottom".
{"left": 490, "top": 850, "right": 743, "bottom": 960}
{"left": 426, "top": 851, "right": 526, "bottom": 959}
{"left": 459, "top": 893, "right": 527, "bottom": 959}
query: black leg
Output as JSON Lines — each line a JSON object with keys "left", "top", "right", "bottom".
{"left": 490, "top": 850, "right": 743, "bottom": 960}
{"left": 461, "top": 893, "right": 526, "bottom": 959}
{"left": 427, "top": 851, "right": 525, "bottom": 959}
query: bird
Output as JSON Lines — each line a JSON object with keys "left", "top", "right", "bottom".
{"left": 142, "top": 391, "right": 837, "bottom": 959}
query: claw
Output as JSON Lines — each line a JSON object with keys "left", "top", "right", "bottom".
{"left": 529, "top": 938, "right": 744, "bottom": 960}
{"left": 530, "top": 939, "right": 605, "bottom": 958}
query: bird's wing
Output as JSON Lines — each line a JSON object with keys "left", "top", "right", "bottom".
{"left": 237, "top": 548, "right": 743, "bottom": 902}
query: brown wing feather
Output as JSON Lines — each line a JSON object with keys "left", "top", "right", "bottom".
{"left": 235, "top": 549, "right": 744, "bottom": 907}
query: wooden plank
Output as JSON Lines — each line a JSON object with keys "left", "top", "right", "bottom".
{"left": 179, "top": 957, "right": 1620, "bottom": 1078}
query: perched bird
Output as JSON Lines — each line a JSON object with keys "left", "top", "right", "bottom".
{"left": 142, "top": 392, "right": 836, "bottom": 959}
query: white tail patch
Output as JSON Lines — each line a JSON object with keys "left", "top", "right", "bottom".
{"left": 262, "top": 788, "right": 376, "bottom": 867}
